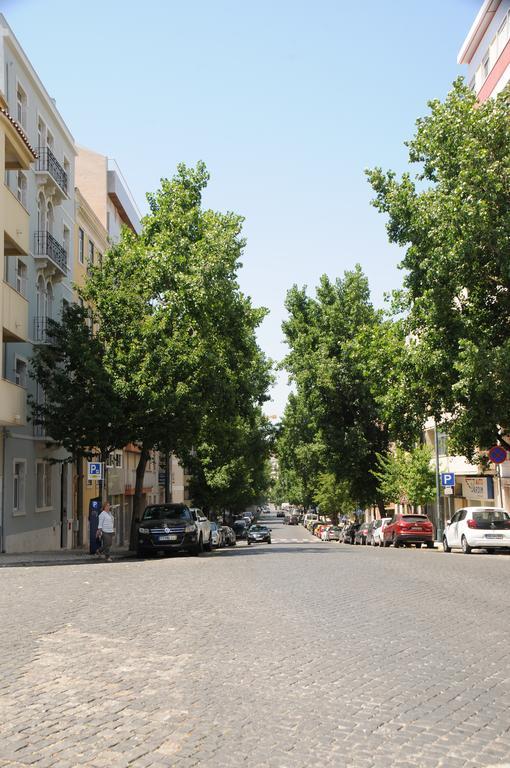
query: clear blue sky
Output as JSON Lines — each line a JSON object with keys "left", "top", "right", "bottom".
{"left": 2, "top": 0, "right": 480, "bottom": 417}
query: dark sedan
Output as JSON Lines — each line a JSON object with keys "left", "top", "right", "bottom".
{"left": 247, "top": 525, "right": 272, "bottom": 545}
{"left": 136, "top": 504, "right": 200, "bottom": 557}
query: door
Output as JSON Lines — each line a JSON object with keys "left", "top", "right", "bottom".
{"left": 447, "top": 510, "right": 462, "bottom": 548}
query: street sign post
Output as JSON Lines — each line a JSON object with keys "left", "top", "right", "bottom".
{"left": 440, "top": 472, "right": 455, "bottom": 487}
{"left": 87, "top": 462, "right": 103, "bottom": 481}
{"left": 488, "top": 445, "right": 507, "bottom": 464}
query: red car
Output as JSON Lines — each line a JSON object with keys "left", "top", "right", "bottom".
{"left": 383, "top": 513, "right": 434, "bottom": 548}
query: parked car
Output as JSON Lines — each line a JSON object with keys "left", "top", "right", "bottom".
{"left": 369, "top": 517, "right": 391, "bottom": 546}
{"left": 354, "top": 521, "right": 370, "bottom": 545}
{"left": 136, "top": 503, "right": 203, "bottom": 557}
{"left": 221, "top": 526, "right": 236, "bottom": 546}
{"left": 383, "top": 513, "right": 434, "bottom": 548}
{"left": 210, "top": 521, "right": 224, "bottom": 548}
{"left": 277, "top": 510, "right": 285, "bottom": 518}
{"left": 443, "top": 507, "right": 510, "bottom": 554}
{"left": 342, "top": 521, "right": 361, "bottom": 545}
{"left": 322, "top": 525, "right": 341, "bottom": 541}
{"left": 189, "top": 508, "right": 213, "bottom": 551}
{"left": 232, "top": 520, "right": 248, "bottom": 540}
{"left": 288, "top": 514, "right": 299, "bottom": 525}
{"left": 247, "top": 525, "right": 272, "bottom": 545}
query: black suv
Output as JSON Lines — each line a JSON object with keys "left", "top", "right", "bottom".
{"left": 136, "top": 504, "right": 200, "bottom": 557}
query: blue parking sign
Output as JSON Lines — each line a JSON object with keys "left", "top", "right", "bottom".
{"left": 441, "top": 472, "right": 455, "bottom": 487}
{"left": 87, "top": 462, "right": 103, "bottom": 481}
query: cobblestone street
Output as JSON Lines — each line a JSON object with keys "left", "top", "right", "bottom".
{"left": 1, "top": 518, "right": 509, "bottom": 768}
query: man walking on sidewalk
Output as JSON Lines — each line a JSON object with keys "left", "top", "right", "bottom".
{"left": 96, "top": 502, "right": 115, "bottom": 561}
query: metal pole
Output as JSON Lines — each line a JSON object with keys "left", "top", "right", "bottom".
{"left": 497, "top": 462, "right": 503, "bottom": 508}
{"left": 434, "top": 419, "right": 442, "bottom": 542}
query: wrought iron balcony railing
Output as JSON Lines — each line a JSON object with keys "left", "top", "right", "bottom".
{"left": 36, "top": 146, "right": 68, "bottom": 194}
{"left": 34, "top": 231, "right": 67, "bottom": 273}
{"left": 33, "top": 317, "right": 49, "bottom": 343}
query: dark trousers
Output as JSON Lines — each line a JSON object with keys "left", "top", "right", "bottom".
{"left": 98, "top": 532, "right": 113, "bottom": 557}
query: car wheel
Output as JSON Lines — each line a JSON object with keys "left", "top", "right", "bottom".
{"left": 393, "top": 536, "right": 400, "bottom": 548}
{"left": 192, "top": 535, "right": 204, "bottom": 556}
{"left": 461, "top": 535, "right": 472, "bottom": 555}
{"left": 426, "top": 542, "right": 434, "bottom": 549}
{"left": 204, "top": 535, "right": 212, "bottom": 552}
{"left": 415, "top": 543, "right": 422, "bottom": 549}
{"left": 486, "top": 548, "right": 496, "bottom": 554}
{"left": 443, "top": 536, "right": 451, "bottom": 553}
{"left": 268, "top": 539, "right": 271, "bottom": 544}
{"left": 247, "top": 541, "right": 251, "bottom": 546}
{"left": 136, "top": 546, "right": 145, "bottom": 558}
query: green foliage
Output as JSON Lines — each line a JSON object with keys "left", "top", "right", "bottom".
{"left": 29, "top": 304, "right": 132, "bottom": 459}
{"left": 280, "top": 266, "right": 389, "bottom": 510}
{"left": 33, "top": 162, "right": 271, "bottom": 521}
{"left": 367, "top": 80, "right": 510, "bottom": 457}
{"left": 313, "top": 473, "right": 354, "bottom": 523}
{"left": 373, "top": 445, "right": 436, "bottom": 507}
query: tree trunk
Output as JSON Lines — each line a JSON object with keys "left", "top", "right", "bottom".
{"left": 376, "top": 496, "right": 386, "bottom": 519}
{"left": 129, "top": 445, "right": 150, "bottom": 551}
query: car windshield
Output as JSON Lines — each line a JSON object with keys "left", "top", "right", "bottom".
{"left": 143, "top": 505, "right": 191, "bottom": 521}
{"left": 374, "top": 520, "right": 382, "bottom": 528}
{"left": 233, "top": 521, "right": 246, "bottom": 528}
{"left": 250, "top": 526, "right": 268, "bottom": 532}
{"left": 473, "top": 509, "right": 509, "bottom": 522}
{"left": 401, "top": 515, "right": 428, "bottom": 522}
{"left": 210, "top": 522, "right": 218, "bottom": 530}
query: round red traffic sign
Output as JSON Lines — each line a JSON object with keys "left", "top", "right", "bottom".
{"left": 488, "top": 445, "right": 507, "bottom": 464}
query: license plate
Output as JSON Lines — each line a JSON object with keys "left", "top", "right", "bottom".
{"left": 159, "top": 534, "right": 177, "bottom": 541}
{"left": 485, "top": 534, "right": 503, "bottom": 539}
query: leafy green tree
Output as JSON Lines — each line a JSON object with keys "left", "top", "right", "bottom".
{"left": 29, "top": 304, "right": 133, "bottom": 474}
{"left": 281, "top": 267, "right": 389, "bottom": 512}
{"left": 83, "top": 162, "right": 272, "bottom": 534}
{"left": 367, "top": 80, "right": 510, "bottom": 458}
{"left": 373, "top": 445, "right": 436, "bottom": 509}
{"left": 313, "top": 473, "right": 354, "bottom": 523}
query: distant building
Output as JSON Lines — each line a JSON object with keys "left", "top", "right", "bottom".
{"left": 458, "top": 0, "right": 510, "bottom": 100}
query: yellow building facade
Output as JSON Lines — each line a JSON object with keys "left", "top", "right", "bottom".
{"left": 0, "top": 97, "right": 36, "bottom": 551}
{"left": 70, "top": 187, "right": 109, "bottom": 546}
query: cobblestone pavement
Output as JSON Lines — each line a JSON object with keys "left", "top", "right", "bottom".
{"left": 1, "top": 518, "right": 509, "bottom": 768}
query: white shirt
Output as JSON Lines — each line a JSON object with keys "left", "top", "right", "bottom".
{"left": 98, "top": 510, "right": 114, "bottom": 533}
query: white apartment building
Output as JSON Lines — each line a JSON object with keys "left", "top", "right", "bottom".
{"left": 458, "top": 0, "right": 510, "bottom": 100}
{"left": 0, "top": 15, "right": 75, "bottom": 552}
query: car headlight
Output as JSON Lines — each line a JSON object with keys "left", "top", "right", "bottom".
{"left": 184, "top": 524, "right": 196, "bottom": 533}
{"left": 139, "top": 527, "right": 150, "bottom": 535}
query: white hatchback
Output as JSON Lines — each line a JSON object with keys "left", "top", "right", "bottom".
{"left": 371, "top": 517, "right": 392, "bottom": 546}
{"left": 443, "top": 507, "right": 510, "bottom": 554}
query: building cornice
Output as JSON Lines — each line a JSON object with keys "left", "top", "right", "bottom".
{"left": 458, "top": 0, "right": 502, "bottom": 65}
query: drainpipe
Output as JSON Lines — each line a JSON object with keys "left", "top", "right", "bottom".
{"left": 434, "top": 420, "right": 442, "bottom": 542}
{"left": 0, "top": 427, "right": 4, "bottom": 553}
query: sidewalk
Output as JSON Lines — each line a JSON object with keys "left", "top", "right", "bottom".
{"left": 0, "top": 546, "right": 135, "bottom": 568}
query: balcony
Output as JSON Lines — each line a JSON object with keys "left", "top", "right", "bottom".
{"left": 0, "top": 378, "right": 26, "bottom": 427}
{"left": 33, "top": 316, "right": 50, "bottom": 343}
{"left": 35, "top": 146, "right": 68, "bottom": 201}
{"left": 3, "top": 185, "right": 29, "bottom": 255}
{"left": 2, "top": 281, "right": 28, "bottom": 341}
{"left": 34, "top": 231, "right": 67, "bottom": 277}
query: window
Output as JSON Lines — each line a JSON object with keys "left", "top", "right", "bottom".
{"left": 498, "top": 14, "right": 509, "bottom": 56}
{"left": 78, "top": 228, "right": 84, "bottom": 263}
{"left": 106, "top": 211, "right": 110, "bottom": 235}
{"left": 88, "top": 240, "right": 95, "bottom": 266}
{"left": 63, "top": 156, "right": 70, "bottom": 180}
{"left": 98, "top": 252, "right": 103, "bottom": 266}
{"left": 36, "top": 461, "right": 52, "bottom": 509}
{"left": 482, "top": 54, "right": 490, "bottom": 81}
{"left": 16, "top": 171, "right": 27, "bottom": 208}
{"left": 46, "top": 131, "right": 54, "bottom": 152}
{"left": 16, "top": 83, "right": 27, "bottom": 127}
{"left": 468, "top": 77, "right": 475, "bottom": 93}
{"left": 37, "top": 117, "right": 46, "bottom": 149}
{"left": 13, "top": 461, "right": 26, "bottom": 515}
{"left": 63, "top": 225, "right": 70, "bottom": 256}
{"left": 16, "top": 259, "right": 27, "bottom": 296}
{"left": 14, "top": 357, "right": 28, "bottom": 388}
